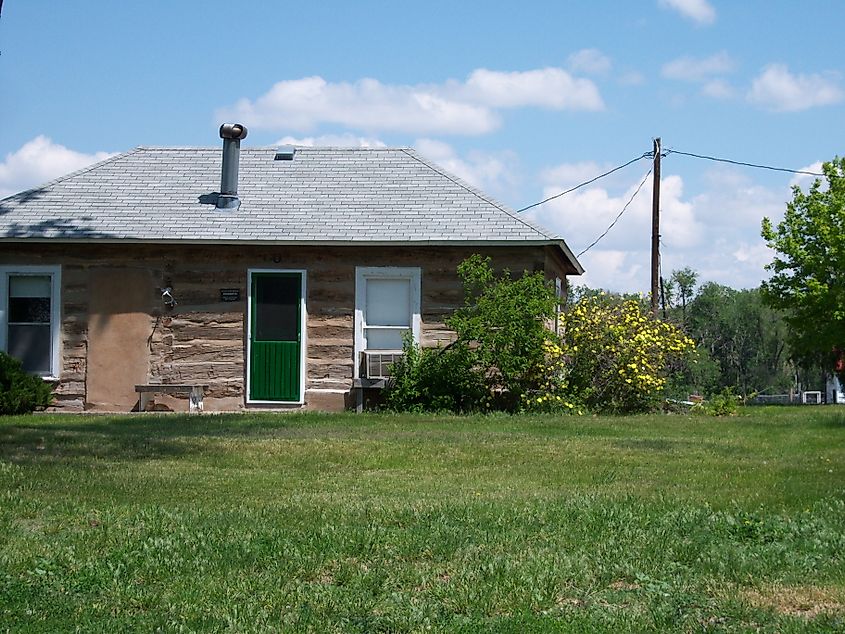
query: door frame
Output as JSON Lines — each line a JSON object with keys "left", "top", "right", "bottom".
{"left": 246, "top": 268, "right": 307, "bottom": 405}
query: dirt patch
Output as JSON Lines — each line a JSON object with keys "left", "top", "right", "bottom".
{"left": 742, "top": 585, "right": 845, "bottom": 619}
{"left": 608, "top": 580, "right": 641, "bottom": 591}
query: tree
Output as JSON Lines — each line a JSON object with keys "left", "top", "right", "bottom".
{"left": 670, "top": 267, "right": 698, "bottom": 324}
{"left": 761, "top": 157, "right": 845, "bottom": 375}
{"left": 686, "top": 284, "right": 792, "bottom": 396}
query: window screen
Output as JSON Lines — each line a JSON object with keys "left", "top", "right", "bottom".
{"left": 253, "top": 274, "right": 300, "bottom": 342}
{"left": 366, "top": 279, "right": 410, "bottom": 327}
{"left": 363, "top": 277, "right": 412, "bottom": 351}
{"left": 7, "top": 275, "right": 52, "bottom": 374}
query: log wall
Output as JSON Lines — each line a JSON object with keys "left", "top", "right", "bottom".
{"left": 1, "top": 243, "right": 572, "bottom": 411}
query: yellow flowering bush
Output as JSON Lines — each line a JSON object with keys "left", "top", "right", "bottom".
{"left": 558, "top": 296, "right": 695, "bottom": 412}
{"left": 521, "top": 338, "right": 581, "bottom": 413}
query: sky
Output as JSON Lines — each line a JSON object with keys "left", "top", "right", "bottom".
{"left": 1, "top": 1, "right": 843, "bottom": 292}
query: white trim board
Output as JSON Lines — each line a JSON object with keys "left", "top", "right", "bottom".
{"left": 353, "top": 266, "right": 421, "bottom": 381}
{"left": 0, "top": 265, "right": 62, "bottom": 379}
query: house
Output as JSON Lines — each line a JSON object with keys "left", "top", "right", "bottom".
{"left": 0, "top": 125, "right": 582, "bottom": 412}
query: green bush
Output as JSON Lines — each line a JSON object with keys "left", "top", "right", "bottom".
{"left": 0, "top": 352, "right": 54, "bottom": 415}
{"left": 447, "top": 255, "right": 558, "bottom": 410}
{"left": 384, "top": 337, "right": 488, "bottom": 413}
{"left": 692, "top": 388, "right": 742, "bottom": 417}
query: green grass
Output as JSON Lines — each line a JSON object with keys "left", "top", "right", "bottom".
{"left": 1, "top": 407, "right": 844, "bottom": 632}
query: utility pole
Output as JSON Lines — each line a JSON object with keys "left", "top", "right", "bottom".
{"left": 650, "top": 137, "right": 661, "bottom": 317}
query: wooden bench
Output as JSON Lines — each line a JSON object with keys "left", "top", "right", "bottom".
{"left": 135, "top": 384, "right": 209, "bottom": 413}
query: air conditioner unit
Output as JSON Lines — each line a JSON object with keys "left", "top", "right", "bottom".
{"left": 362, "top": 351, "right": 403, "bottom": 379}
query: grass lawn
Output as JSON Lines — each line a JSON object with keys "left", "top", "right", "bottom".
{"left": 1, "top": 407, "right": 844, "bottom": 632}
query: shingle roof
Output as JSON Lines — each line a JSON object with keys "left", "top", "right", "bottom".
{"left": 0, "top": 146, "right": 581, "bottom": 271}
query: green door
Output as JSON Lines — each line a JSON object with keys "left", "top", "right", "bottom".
{"left": 249, "top": 272, "right": 302, "bottom": 401}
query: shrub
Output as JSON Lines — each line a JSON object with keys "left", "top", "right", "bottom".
{"left": 447, "top": 255, "right": 558, "bottom": 410}
{"left": 0, "top": 352, "right": 54, "bottom": 415}
{"left": 692, "top": 388, "right": 743, "bottom": 417}
{"left": 384, "top": 337, "right": 488, "bottom": 413}
{"left": 520, "top": 338, "right": 581, "bottom": 413}
{"left": 559, "top": 296, "right": 695, "bottom": 413}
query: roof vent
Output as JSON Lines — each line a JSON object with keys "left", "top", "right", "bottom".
{"left": 217, "top": 123, "right": 248, "bottom": 210}
{"left": 274, "top": 146, "right": 296, "bottom": 161}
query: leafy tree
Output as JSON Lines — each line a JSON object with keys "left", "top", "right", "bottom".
{"left": 670, "top": 267, "right": 698, "bottom": 324}
{"left": 686, "top": 284, "right": 792, "bottom": 396}
{"left": 761, "top": 157, "right": 845, "bottom": 375}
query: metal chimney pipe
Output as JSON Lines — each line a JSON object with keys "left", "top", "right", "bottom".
{"left": 217, "top": 123, "right": 248, "bottom": 210}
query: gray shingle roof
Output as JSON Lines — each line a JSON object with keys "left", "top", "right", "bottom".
{"left": 0, "top": 146, "right": 581, "bottom": 271}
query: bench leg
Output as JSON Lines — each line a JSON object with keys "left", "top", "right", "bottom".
{"left": 189, "top": 387, "right": 203, "bottom": 413}
{"left": 139, "top": 392, "right": 151, "bottom": 412}
{"left": 355, "top": 387, "right": 364, "bottom": 414}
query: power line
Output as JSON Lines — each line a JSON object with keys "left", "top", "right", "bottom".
{"left": 665, "top": 148, "right": 824, "bottom": 177}
{"left": 577, "top": 167, "right": 653, "bottom": 258}
{"left": 515, "top": 152, "right": 651, "bottom": 213}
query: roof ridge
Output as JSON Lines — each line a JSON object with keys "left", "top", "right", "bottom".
{"left": 133, "top": 146, "right": 413, "bottom": 151}
{"left": 0, "top": 147, "right": 140, "bottom": 203}
{"left": 400, "top": 148, "right": 559, "bottom": 241}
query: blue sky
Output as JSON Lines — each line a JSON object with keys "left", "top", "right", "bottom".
{"left": 1, "top": 1, "right": 843, "bottom": 292}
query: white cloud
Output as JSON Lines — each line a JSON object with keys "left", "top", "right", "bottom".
{"left": 218, "top": 69, "right": 603, "bottom": 135}
{"left": 618, "top": 71, "right": 646, "bottom": 86}
{"left": 221, "top": 76, "right": 496, "bottom": 135}
{"left": 661, "top": 52, "right": 735, "bottom": 82}
{"left": 527, "top": 169, "right": 702, "bottom": 257}
{"left": 276, "top": 133, "right": 386, "bottom": 148}
{"left": 526, "top": 164, "right": 795, "bottom": 292}
{"left": 413, "top": 138, "right": 516, "bottom": 193}
{"left": 540, "top": 161, "right": 611, "bottom": 188}
{"left": 701, "top": 79, "right": 734, "bottom": 99}
{"left": 0, "top": 136, "right": 116, "bottom": 198}
{"left": 464, "top": 68, "right": 604, "bottom": 110}
{"left": 789, "top": 161, "right": 824, "bottom": 188}
{"left": 567, "top": 48, "right": 612, "bottom": 75}
{"left": 658, "top": 0, "right": 716, "bottom": 25}
{"left": 575, "top": 249, "right": 644, "bottom": 291}
{"left": 748, "top": 64, "right": 844, "bottom": 112}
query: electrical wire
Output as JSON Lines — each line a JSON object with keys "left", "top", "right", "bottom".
{"left": 665, "top": 148, "right": 824, "bottom": 177}
{"left": 577, "top": 168, "right": 653, "bottom": 258}
{"left": 515, "top": 152, "right": 651, "bottom": 213}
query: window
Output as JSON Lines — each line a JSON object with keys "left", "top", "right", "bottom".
{"left": 0, "top": 266, "right": 61, "bottom": 377}
{"left": 354, "top": 267, "right": 421, "bottom": 378}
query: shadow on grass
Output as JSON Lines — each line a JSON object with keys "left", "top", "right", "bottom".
{"left": 0, "top": 413, "right": 314, "bottom": 464}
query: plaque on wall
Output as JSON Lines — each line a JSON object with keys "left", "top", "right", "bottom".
{"left": 220, "top": 289, "right": 241, "bottom": 302}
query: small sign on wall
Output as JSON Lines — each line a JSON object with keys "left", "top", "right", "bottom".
{"left": 220, "top": 288, "right": 241, "bottom": 302}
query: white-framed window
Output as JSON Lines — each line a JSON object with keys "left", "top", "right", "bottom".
{"left": 354, "top": 267, "right": 421, "bottom": 378}
{"left": 0, "top": 266, "right": 62, "bottom": 378}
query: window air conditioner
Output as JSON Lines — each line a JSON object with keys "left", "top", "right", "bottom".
{"left": 362, "top": 351, "right": 403, "bottom": 379}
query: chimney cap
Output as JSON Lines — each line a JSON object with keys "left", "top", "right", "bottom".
{"left": 219, "top": 123, "right": 248, "bottom": 140}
